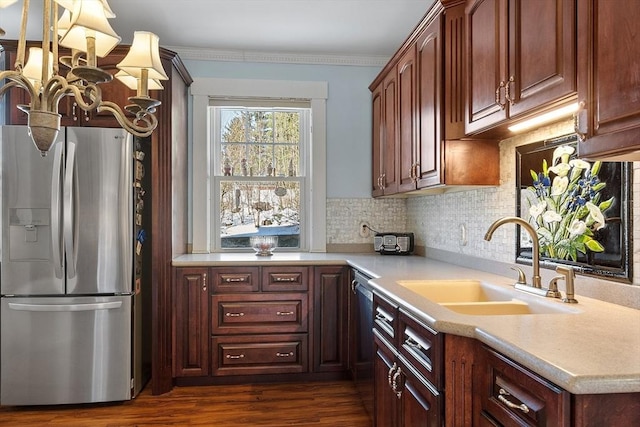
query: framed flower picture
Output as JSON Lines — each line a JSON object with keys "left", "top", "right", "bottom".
{"left": 516, "top": 134, "right": 632, "bottom": 283}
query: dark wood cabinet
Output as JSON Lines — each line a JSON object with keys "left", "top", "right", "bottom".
{"left": 174, "top": 264, "right": 352, "bottom": 384}
{"left": 173, "top": 268, "right": 209, "bottom": 377}
{"left": 464, "top": 0, "right": 576, "bottom": 136}
{"left": 209, "top": 266, "right": 310, "bottom": 377}
{"left": 473, "top": 345, "right": 571, "bottom": 427}
{"left": 312, "top": 266, "right": 349, "bottom": 373}
{"left": 370, "top": 1, "right": 500, "bottom": 196}
{"left": 372, "top": 71, "right": 400, "bottom": 196}
{"left": 397, "top": 45, "right": 418, "bottom": 193}
{"left": 575, "top": 0, "right": 640, "bottom": 159}
{"left": 372, "top": 293, "right": 442, "bottom": 426}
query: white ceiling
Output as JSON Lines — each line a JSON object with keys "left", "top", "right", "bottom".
{"left": 1, "top": 0, "right": 436, "bottom": 62}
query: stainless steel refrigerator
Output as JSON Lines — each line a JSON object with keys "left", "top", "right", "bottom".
{"left": 0, "top": 125, "right": 148, "bottom": 406}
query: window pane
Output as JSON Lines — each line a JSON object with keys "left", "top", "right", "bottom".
{"left": 220, "top": 180, "right": 300, "bottom": 249}
{"left": 274, "top": 111, "right": 300, "bottom": 143}
{"left": 248, "top": 111, "right": 274, "bottom": 143}
{"left": 220, "top": 109, "right": 247, "bottom": 143}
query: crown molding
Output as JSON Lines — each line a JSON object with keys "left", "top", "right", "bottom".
{"left": 165, "top": 46, "right": 389, "bottom": 67}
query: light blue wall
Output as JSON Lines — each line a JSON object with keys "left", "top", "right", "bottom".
{"left": 182, "top": 59, "right": 380, "bottom": 198}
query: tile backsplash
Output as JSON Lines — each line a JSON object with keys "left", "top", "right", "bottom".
{"left": 326, "top": 119, "right": 639, "bottom": 306}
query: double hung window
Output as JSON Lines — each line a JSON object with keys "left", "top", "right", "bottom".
{"left": 211, "top": 103, "right": 310, "bottom": 250}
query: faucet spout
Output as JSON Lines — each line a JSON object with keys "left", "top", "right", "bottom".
{"left": 484, "top": 216, "right": 542, "bottom": 288}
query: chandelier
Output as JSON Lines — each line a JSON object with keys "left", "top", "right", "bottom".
{"left": 0, "top": 0, "right": 167, "bottom": 155}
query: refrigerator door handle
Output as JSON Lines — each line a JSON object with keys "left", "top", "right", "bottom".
{"left": 64, "top": 141, "right": 77, "bottom": 279}
{"left": 7, "top": 301, "right": 123, "bottom": 312}
{"left": 50, "top": 142, "right": 64, "bottom": 279}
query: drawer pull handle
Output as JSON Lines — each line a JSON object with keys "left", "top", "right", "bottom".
{"left": 498, "top": 388, "right": 530, "bottom": 414}
{"left": 274, "top": 276, "right": 297, "bottom": 282}
{"left": 405, "top": 337, "right": 423, "bottom": 351}
{"left": 224, "top": 277, "right": 247, "bottom": 283}
{"left": 225, "top": 312, "right": 245, "bottom": 317}
{"left": 276, "top": 352, "right": 294, "bottom": 357}
{"left": 375, "top": 313, "right": 392, "bottom": 324}
{"left": 276, "top": 311, "right": 295, "bottom": 316}
{"left": 387, "top": 362, "right": 398, "bottom": 387}
{"left": 392, "top": 367, "right": 403, "bottom": 399}
{"left": 226, "top": 354, "right": 245, "bottom": 359}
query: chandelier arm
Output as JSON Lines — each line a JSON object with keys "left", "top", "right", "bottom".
{"left": 1, "top": 72, "right": 39, "bottom": 109}
{"left": 97, "top": 100, "right": 158, "bottom": 138}
{"left": 43, "top": 76, "right": 73, "bottom": 113}
{"left": 54, "top": 83, "right": 101, "bottom": 113}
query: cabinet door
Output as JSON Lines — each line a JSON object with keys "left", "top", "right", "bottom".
{"left": 173, "top": 268, "right": 209, "bottom": 377}
{"left": 576, "top": 0, "right": 640, "bottom": 159}
{"left": 312, "top": 266, "right": 348, "bottom": 373}
{"left": 371, "top": 82, "right": 385, "bottom": 197}
{"left": 465, "top": 0, "right": 509, "bottom": 134}
{"left": 507, "top": 0, "right": 576, "bottom": 118}
{"left": 416, "top": 13, "right": 443, "bottom": 188}
{"left": 400, "top": 364, "right": 441, "bottom": 427}
{"left": 382, "top": 72, "right": 399, "bottom": 195}
{"left": 374, "top": 332, "right": 399, "bottom": 427}
{"left": 397, "top": 46, "right": 418, "bottom": 193}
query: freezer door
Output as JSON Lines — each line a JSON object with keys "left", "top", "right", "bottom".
{"left": 0, "top": 295, "right": 132, "bottom": 405}
{"left": 65, "top": 128, "right": 132, "bottom": 295}
{"left": 1, "top": 126, "right": 65, "bottom": 295}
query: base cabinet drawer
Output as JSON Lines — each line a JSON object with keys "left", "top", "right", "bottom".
{"left": 474, "top": 346, "right": 570, "bottom": 427}
{"left": 211, "top": 334, "right": 308, "bottom": 376}
{"left": 212, "top": 293, "right": 308, "bottom": 334}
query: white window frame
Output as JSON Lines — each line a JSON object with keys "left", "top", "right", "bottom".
{"left": 190, "top": 78, "right": 328, "bottom": 253}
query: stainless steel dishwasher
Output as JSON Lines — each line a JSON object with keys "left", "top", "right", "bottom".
{"left": 351, "top": 268, "right": 374, "bottom": 422}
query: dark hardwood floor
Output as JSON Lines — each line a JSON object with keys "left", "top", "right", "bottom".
{"left": 0, "top": 380, "right": 371, "bottom": 426}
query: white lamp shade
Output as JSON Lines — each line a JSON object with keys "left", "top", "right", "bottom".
{"left": 54, "top": 0, "right": 115, "bottom": 18}
{"left": 117, "top": 31, "right": 168, "bottom": 81}
{"left": 115, "top": 70, "right": 164, "bottom": 91}
{"left": 23, "top": 47, "right": 54, "bottom": 85}
{"left": 58, "top": 0, "right": 121, "bottom": 57}
{"left": 56, "top": 8, "right": 72, "bottom": 36}
{"left": 0, "top": 0, "right": 19, "bottom": 8}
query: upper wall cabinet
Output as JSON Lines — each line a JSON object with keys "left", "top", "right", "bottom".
{"left": 370, "top": 1, "right": 500, "bottom": 197}
{"left": 464, "top": 0, "right": 576, "bottom": 136}
{"left": 371, "top": 73, "right": 400, "bottom": 197}
{"left": 575, "top": 0, "right": 640, "bottom": 160}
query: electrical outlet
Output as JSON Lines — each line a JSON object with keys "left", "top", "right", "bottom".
{"left": 359, "top": 221, "right": 371, "bottom": 238}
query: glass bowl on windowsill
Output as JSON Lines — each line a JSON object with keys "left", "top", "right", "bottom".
{"left": 250, "top": 235, "right": 278, "bottom": 256}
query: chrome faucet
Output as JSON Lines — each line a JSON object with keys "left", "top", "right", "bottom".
{"left": 484, "top": 216, "right": 542, "bottom": 289}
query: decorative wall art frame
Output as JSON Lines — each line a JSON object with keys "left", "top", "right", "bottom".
{"left": 516, "top": 134, "right": 632, "bottom": 283}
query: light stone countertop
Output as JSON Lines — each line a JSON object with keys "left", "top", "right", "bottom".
{"left": 173, "top": 252, "right": 640, "bottom": 395}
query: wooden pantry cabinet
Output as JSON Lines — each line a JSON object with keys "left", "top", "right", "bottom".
{"left": 370, "top": 1, "right": 499, "bottom": 197}
{"left": 464, "top": 0, "right": 576, "bottom": 136}
{"left": 172, "top": 265, "right": 349, "bottom": 384}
